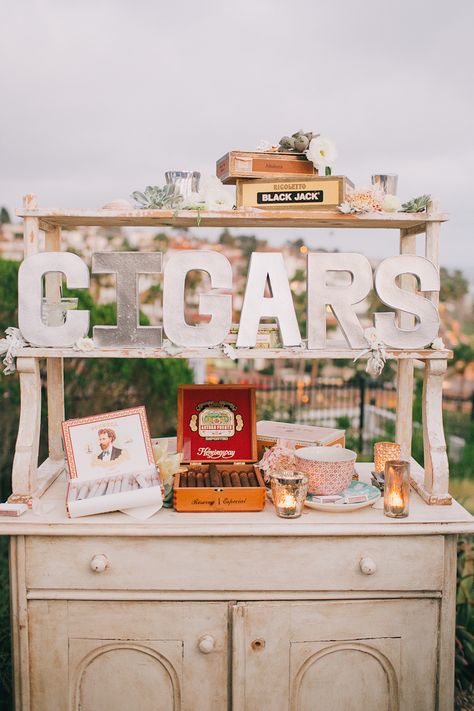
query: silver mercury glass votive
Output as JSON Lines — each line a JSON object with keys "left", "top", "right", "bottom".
{"left": 165, "top": 171, "right": 201, "bottom": 202}
{"left": 270, "top": 470, "right": 308, "bottom": 519}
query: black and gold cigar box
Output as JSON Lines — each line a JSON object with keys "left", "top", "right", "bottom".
{"left": 236, "top": 175, "right": 354, "bottom": 210}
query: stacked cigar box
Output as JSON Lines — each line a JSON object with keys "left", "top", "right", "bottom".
{"left": 216, "top": 149, "right": 353, "bottom": 210}
{"left": 173, "top": 384, "right": 266, "bottom": 512}
{"left": 256, "top": 420, "right": 345, "bottom": 459}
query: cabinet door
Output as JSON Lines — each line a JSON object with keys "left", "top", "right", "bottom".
{"left": 28, "top": 600, "right": 229, "bottom": 711}
{"left": 233, "top": 599, "right": 439, "bottom": 711}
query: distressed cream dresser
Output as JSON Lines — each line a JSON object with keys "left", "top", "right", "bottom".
{"left": 2, "top": 463, "right": 473, "bottom": 710}
{"left": 1, "top": 196, "right": 473, "bottom": 709}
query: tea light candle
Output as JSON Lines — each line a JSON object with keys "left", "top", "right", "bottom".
{"left": 270, "top": 471, "right": 308, "bottom": 519}
{"left": 374, "top": 441, "right": 401, "bottom": 474}
{"left": 384, "top": 460, "right": 410, "bottom": 518}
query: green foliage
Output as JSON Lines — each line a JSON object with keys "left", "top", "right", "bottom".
{"left": 0, "top": 537, "right": 12, "bottom": 709}
{"left": 440, "top": 268, "right": 469, "bottom": 303}
{"left": 0, "top": 259, "right": 19, "bottom": 330}
{"left": 131, "top": 185, "right": 182, "bottom": 210}
{"left": 400, "top": 194, "right": 431, "bottom": 212}
{"left": 0, "top": 207, "right": 10, "bottom": 224}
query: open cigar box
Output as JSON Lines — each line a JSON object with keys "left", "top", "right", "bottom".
{"left": 62, "top": 406, "right": 163, "bottom": 518}
{"left": 173, "top": 385, "right": 266, "bottom": 512}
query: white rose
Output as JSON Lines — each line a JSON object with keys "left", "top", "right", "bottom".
{"left": 306, "top": 136, "right": 337, "bottom": 171}
{"left": 382, "top": 194, "right": 401, "bottom": 212}
{"left": 431, "top": 337, "right": 445, "bottom": 350}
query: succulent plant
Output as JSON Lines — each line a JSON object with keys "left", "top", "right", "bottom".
{"left": 400, "top": 194, "right": 431, "bottom": 213}
{"left": 278, "top": 129, "right": 319, "bottom": 153}
{"left": 130, "top": 184, "right": 182, "bottom": 210}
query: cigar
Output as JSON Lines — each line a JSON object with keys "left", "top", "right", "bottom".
{"left": 96, "top": 479, "right": 108, "bottom": 496}
{"left": 188, "top": 471, "right": 197, "bottom": 487}
{"left": 77, "top": 484, "right": 90, "bottom": 500}
{"left": 136, "top": 473, "right": 150, "bottom": 489}
{"left": 248, "top": 471, "right": 259, "bottom": 487}
{"left": 196, "top": 472, "right": 204, "bottom": 487}
{"left": 239, "top": 471, "right": 250, "bottom": 487}
{"left": 203, "top": 471, "right": 211, "bottom": 487}
{"left": 88, "top": 480, "right": 101, "bottom": 498}
{"left": 180, "top": 472, "right": 187, "bottom": 487}
{"left": 106, "top": 478, "right": 116, "bottom": 495}
{"left": 210, "top": 470, "right": 222, "bottom": 488}
{"left": 68, "top": 484, "right": 78, "bottom": 501}
{"left": 222, "top": 471, "right": 231, "bottom": 487}
{"left": 113, "top": 476, "right": 123, "bottom": 494}
{"left": 230, "top": 471, "right": 241, "bottom": 488}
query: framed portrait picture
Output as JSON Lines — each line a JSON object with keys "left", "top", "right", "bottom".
{"left": 177, "top": 385, "right": 257, "bottom": 463}
{"left": 62, "top": 406, "right": 155, "bottom": 480}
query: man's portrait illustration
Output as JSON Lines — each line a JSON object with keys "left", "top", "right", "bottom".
{"left": 96, "top": 428, "right": 126, "bottom": 465}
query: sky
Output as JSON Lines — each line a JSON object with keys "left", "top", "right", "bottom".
{"left": 1, "top": 1, "right": 473, "bottom": 272}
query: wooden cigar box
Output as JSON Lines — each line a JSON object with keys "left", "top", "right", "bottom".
{"left": 174, "top": 384, "right": 266, "bottom": 512}
{"left": 256, "top": 420, "right": 346, "bottom": 460}
{"left": 216, "top": 150, "right": 318, "bottom": 185}
{"left": 236, "top": 175, "right": 354, "bottom": 210}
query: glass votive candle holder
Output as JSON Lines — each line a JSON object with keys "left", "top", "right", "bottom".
{"left": 270, "top": 470, "right": 308, "bottom": 519}
{"left": 384, "top": 460, "right": 410, "bottom": 518}
{"left": 374, "top": 441, "right": 401, "bottom": 474}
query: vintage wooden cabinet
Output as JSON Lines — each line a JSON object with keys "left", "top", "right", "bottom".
{"left": 1, "top": 197, "right": 473, "bottom": 710}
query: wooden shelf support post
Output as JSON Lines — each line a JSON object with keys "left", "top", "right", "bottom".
{"left": 44, "top": 224, "right": 65, "bottom": 460}
{"left": 417, "top": 358, "right": 451, "bottom": 504}
{"left": 396, "top": 228, "right": 417, "bottom": 458}
{"left": 9, "top": 357, "right": 42, "bottom": 503}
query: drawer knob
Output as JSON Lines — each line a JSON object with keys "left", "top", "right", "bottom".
{"left": 359, "top": 556, "right": 377, "bottom": 575}
{"left": 198, "top": 635, "right": 215, "bottom": 654}
{"left": 90, "top": 554, "right": 109, "bottom": 573}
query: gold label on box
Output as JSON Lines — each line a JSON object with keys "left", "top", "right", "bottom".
{"left": 198, "top": 406, "right": 235, "bottom": 440}
{"left": 257, "top": 187, "right": 324, "bottom": 205}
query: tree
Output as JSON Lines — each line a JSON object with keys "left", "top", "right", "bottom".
{"left": 0, "top": 207, "right": 10, "bottom": 224}
{"left": 440, "top": 268, "right": 469, "bottom": 303}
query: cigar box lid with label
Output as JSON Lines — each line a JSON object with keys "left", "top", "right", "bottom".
{"left": 174, "top": 385, "right": 265, "bottom": 512}
{"left": 62, "top": 406, "right": 163, "bottom": 518}
{"left": 236, "top": 175, "right": 354, "bottom": 210}
{"left": 257, "top": 420, "right": 345, "bottom": 460}
{"left": 216, "top": 150, "right": 318, "bottom": 185}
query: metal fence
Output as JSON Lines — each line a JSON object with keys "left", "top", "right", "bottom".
{"left": 220, "top": 374, "right": 474, "bottom": 454}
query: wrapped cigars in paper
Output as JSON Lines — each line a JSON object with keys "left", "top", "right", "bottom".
{"left": 66, "top": 465, "right": 163, "bottom": 518}
{"left": 62, "top": 406, "right": 164, "bottom": 518}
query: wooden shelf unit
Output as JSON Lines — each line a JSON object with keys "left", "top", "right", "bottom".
{"left": 9, "top": 194, "right": 452, "bottom": 509}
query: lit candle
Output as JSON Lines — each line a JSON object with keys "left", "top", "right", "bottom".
{"left": 384, "top": 460, "right": 410, "bottom": 518}
{"left": 270, "top": 471, "right": 308, "bottom": 519}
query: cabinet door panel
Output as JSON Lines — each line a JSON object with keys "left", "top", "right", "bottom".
{"left": 69, "top": 638, "right": 182, "bottom": 711}
{"left": 29, "top": 600, "right": 228, "bottom": 711}
{"left": 233, "top": 600, "right": 438, "bottom": 711}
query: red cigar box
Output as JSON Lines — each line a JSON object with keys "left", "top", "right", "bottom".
{"left": 173, "top": 385, "right": 266, "bottom": 512}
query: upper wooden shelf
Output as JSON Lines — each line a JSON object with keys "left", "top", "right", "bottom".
{"left": 16, "top": 207, "right": 449, "bottom": 232}
{"left": 13, "top": 346, "right": 452, "bottom": 360}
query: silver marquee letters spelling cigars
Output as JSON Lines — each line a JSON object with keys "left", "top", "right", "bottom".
{"left": 17, "top": 250, "right": 440, "bottom": 350}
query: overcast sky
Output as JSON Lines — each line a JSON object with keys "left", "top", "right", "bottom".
{"left": 1, "top": 1, "right": 473, "bottom": 272}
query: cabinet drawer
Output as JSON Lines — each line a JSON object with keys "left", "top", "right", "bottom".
{"left": 25, "top": 535, "right": 444, "bottom": 593}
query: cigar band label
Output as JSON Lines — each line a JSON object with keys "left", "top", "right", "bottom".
{"left": 257, "top": 189, "right": 323, "bottom": 205}
{"left": 198, "top": 407, "right": 235, "bottom": 440}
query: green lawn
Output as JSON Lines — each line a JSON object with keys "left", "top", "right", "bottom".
{"left": 450, "top": 479, "right": 474, "bottom": 515}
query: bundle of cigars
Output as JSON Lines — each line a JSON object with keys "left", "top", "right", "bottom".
{"left": 173, "top": 463, "right": 266, "bottom": 512}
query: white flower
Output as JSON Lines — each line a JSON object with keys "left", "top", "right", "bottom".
{"left": 199, "top": 176, "right": 234, "bottom": 211}
{"left": 382, "top": 194, "right": 401, "bottom": 212}
{"left": 306, "top": 136, "right": 337, "bottom": 171}
{"left": 431, "top": 337, "right": 445, "bottom": 350}
{"left": 338, "top": 202, "right": 354, "bottom": 214}
{"left": 74, "top": 337, "right": 94, "bottom": 352}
